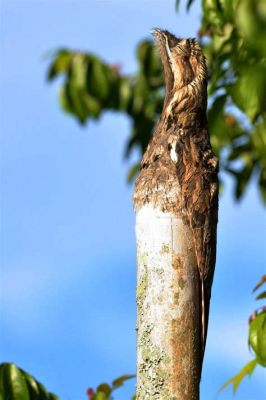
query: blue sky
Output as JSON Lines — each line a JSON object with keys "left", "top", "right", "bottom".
{"left": 0, "top": 1, "right": 265, "bottom": 399}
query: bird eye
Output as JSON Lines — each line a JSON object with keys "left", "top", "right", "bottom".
{"left": 168, "top": 35, "right": 177, "bottom": 48}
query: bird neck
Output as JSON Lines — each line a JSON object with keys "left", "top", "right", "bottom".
{"left": 161, "top": 81, "right": 207, "bottom": 131}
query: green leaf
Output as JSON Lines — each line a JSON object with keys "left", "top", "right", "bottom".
{"left": 175, "top": 0, "right": 181, "bottom": 11}
{"left": 66, "top": 56, "right": 104, "bottom": 122}
{"left": 47, "top": 49, "right": 73, "bottom": 81}
{"left": 49, "top": 394, "right": 59, "bottom": 400}
{"left": 137, "top": 41, "right": 154, "bottom": 79}
{"left": 112, "top": 374, "right": 135, "bottom": 390}
{"left": 186, "top": 0, "right": 195, "bottom": 11}
{"left": 234, "top": 164, "right": 254, "bottom": 200}
{"left": 225, "top": 158, "right": 256, "bottom": 200}
{"left": 118, "top": 78, "right": 132, "bottom": 111}
{"left": 96, "top": 383, "right": 111, "bottom": 396}
{"left": 0, "top": 363, "right": 30, "bottom": 400}
{"left": 137, "top": 41, "right": 150, "bottom": 66}
{"left": 136, "top": 41, "right": 161, "bottom": 87}
{"left": 259, "top": 170, "right": 266, "bottom": 204}
{"left": 256, "top": 291, "right": 266, "bottom": 300}
{"left": 58, "top": 85, "right": 73, "bottom": 115}
{"left": 71, "top": 54, "right": 87, "bottom": 88}
{"left": 82, "top": 92, "right": 101, "bottom": 119}
{"left": 202, "top": 0, "right": 225, "bottom": 30}
{"left": 23, "top": 371, "right": 40, "bottom": 400}
{"left": 37, "top": 383, "right": 50, "bottom": 400}
{"left": 94, "top": 392, "right": 108, "bottom": 400}
{"left": 66, "top": 84, "right": 88, "bottom": 123}
{"left": 175, "top": 0, "right": 195, "bottom": 11}
{"left": 253, "top": 275, "right": 266, "bottom": 293}
{"left": 207, "top": 94, "right": 228, "bottom": 150}
{"left": 127, "top": 163, "right": 140, "bottom": 182}
{"left": 236, "top": 0, "right": 266, "bottom": 53}
{"left": 219, "top": 0, "right": 236, "bottom": 18}
{"left": 130, "top": 82, "right": 145, "bottom": 115}
{"left": 220, "top": 359, "right": 257, "bottom": 393}
{"left": 0, "top": 363, "right": 60, "bottom": 400}
{"left": 249, "top": 311, "right": 266, "bottom": 366}
{"left": 60, "top": 82, "right": 101, "bottom": 123}
{"left": 229, "top": 67, "right": 266, "bottom": 122}
{"left": 87, "top": 57, "right": 110, "bottom": 101}
{"left": 208, "top": 94, "right": 227, "bottom": 125}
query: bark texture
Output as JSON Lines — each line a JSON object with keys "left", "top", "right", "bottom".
{"left": 136, "top": 206, "right": 200, "bottom": 400}
{"left": 134, "top": 30, "right": 219, "bottom": 399}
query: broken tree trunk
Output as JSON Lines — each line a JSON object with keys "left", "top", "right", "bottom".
{"left": 134, "top": 30, "right": 218, "bottom": 400}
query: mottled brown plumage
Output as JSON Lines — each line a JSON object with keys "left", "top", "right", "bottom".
{"left": 134, "top": 29, "right": 219, "bottom": 369}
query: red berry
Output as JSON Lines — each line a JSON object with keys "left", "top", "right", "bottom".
{"left": 87, "top": 388, "right": 94, "bottom": 399}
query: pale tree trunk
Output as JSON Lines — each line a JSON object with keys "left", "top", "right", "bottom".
{"left": 135, "top": 205, "right": 201, "bottom": 400}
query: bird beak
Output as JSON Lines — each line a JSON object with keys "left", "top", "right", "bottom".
{"left": 150, "top": 28, "right": 163, "bottom": 39}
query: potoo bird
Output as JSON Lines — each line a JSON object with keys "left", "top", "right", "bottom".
{"left": 134, "top": 29, "right": 219, "bottom": 368}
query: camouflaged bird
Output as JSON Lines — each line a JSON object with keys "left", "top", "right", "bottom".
{"left": 134, "top": 29, "right": 219, "bottom": 369}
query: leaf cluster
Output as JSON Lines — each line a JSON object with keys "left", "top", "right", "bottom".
{"left": 196, "top": 0, "right": 266, "bottom": 202}
{"left": 0, "top": 363, "right": 59, "bottom": 400}
{"left": 0, "top": 363, "right": 135, "bottom": 400}
{"left": 47, "top": 42, "right": 164, "bottom": 181}
{"left": 249, "top": 276, "right": 266, "bottom": 367}
{"left": 86, "top": 374, "right": 135, "bottom": 400}
{"left": 220, "top": 275, "right": 266, "bottom": 393}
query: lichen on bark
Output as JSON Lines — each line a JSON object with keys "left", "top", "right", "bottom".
{"left": 137, "top": 322, "right": 171, "bottom": 400}
{"left": 135, "top": 207, "right": 200, "bottom": 399}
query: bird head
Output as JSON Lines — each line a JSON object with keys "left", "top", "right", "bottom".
{"left": 151, "top": 29, "right": 207, "bottom": 92}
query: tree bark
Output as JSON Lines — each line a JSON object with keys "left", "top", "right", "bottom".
{"left": 135, "top": 204, "right": 201, "bottom": 400}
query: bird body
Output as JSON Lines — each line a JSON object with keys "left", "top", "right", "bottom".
{"left": 134, "top": 29, "right": 219, "bottom": 368}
